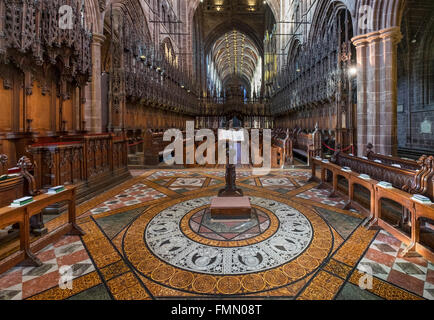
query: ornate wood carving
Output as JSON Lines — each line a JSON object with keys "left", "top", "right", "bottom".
{"left": 2, "top": 0, "right": 91, "bottom": 86}
{"left": 17, "top": 155, "right": 38, "bottom": 196}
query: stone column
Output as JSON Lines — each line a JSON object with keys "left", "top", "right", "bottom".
{"left": 85, "top": 33, "right": 105, "bottom": 133}
{"left": 352, "top": 27, "right": 402, "bottom": 156}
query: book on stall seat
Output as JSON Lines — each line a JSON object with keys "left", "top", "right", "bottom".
{"left": 47, "top": 185, "right": 66, "bottom": 194}
{"left": 321, "top": 159, "right": 329, "bottom": 163}
{"left": 341, "top": 166, "right": 352, "bottom": 172}
{"left": 411, "top": 194, "right": 432, "bottom": 204}
{"left": 359, "top": 174, "right": 371, "bottom": 180}
{"left": 10, "top": 196, "right": 34, "bottom": 207}
{"left": 7, "top": 167, "right": 21, "bottom": 174}
{"left": 374, "top": 159, "right": 382, "bottom": 163}
{"left": 377, "top": 181, "right": 393, "bottom": 189}
{"left": 392, "top": 164, "right": 402, "bottom": 168}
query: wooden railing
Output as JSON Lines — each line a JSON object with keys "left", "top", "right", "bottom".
{"left": 0, "top": 186, "right": 84, "bottom": 273}
{"left": 28, "top": 134, "right": 130, "bottom": 204}
{"left": 310, "top": 151, "right": 434, "bottom": 261}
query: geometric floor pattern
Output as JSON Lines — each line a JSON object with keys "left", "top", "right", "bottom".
{"left": 0, "top": 168, "right": 432, "bottom": 300}
{"left": 0, "top": 236, "right": 95, "bottom": 300}
{"left": 356, "top": 230, "right": 434, "bottom": 299}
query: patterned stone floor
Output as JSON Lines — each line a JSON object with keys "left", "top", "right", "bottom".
{"left": 0, "top": 168, "right": 432, "bottom": 300}
{"left": 356, "top": 230, "right": 434, "bottom": 299}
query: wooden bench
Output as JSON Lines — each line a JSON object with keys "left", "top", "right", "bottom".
{"left": 144, "top": 130, "right": 187, "bottom": 165}
{"left": 309, "top": 151, "right": 434, "bottom": 261}
{"left": 0, "top": 185, "right": 84, "bottom": 274}
{"left": 311, "top": 152, "right": 414, "bottom": 215}
{"left": 0, "top": 176, "right": 24, "bottom": 208}
{"left": 272, "top": 129, "right": 290, "bottom": 167}
{"left": 366, "top": 143, "right": 421, "bottom": 171}
{"left": 411, "top": 201, "right": 434, "bottom": 261}
{"left": 288, "top": 126, "right": 322, "bottom": 166}
{"left": 373, "top": 184, "right": 434, "bottom": 261}
{"left": 365, "top": 144, "right": 434, "bottom": 199}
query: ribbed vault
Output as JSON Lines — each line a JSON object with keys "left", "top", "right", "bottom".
{"left": 209, "top": 29, "right": 260, "bottom": 89}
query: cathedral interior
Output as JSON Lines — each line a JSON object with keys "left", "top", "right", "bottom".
{"left": 0, "top": 0, "right": 433, "bottom": 301}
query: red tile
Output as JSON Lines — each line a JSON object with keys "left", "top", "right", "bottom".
{"left": 121, "top": 197, "right": 137, "bottom": 202}
{"left": 221, "top": 233, "right": 239, "bottom": 240}
{"left": 53, "top": 236, "right": 80, "bottom": 248}
{"left": 199, "top": 226, "right": 213, "bottom": 233}
{"left": 387, "top": 269, "right": 424, "bottom": 297}
{"left": 108, "top": 203, "right": 125, "bottom": 210}
{"left": 22, "top": 270, "right": 60, "bottom": 299}
{"left": 0, "top": 270, "right": 22, "bottom": 290}
{"left": 364, "top": 248, "right": 396, "bottom": 268}
{"left": 426, "top": 268, "right": 434, "bottom": 285}
{"left": 57, "top": 249, "right": 89, "bottom": 267}
{"left": 376, "top": 232, "right": 402, "bottom": 248}
{"left": 396, "top": 249, "right": 428, "bottom": 268}
{"left": 189, "top": 221, "right": 200, "bottom": 232}
{"left": 37, "top": 249, "right": 57, "bottom": 263}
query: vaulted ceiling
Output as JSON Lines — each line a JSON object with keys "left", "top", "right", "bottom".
{"left": 210, "top": 30, "right": 260, "bottom": 85}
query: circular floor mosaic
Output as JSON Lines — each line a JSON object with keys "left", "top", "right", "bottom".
{"left": 123, "top": 193, "right": 334, "bottom": 295}
{"left": 188, "top": 207, "right": 271, "bottom": 242}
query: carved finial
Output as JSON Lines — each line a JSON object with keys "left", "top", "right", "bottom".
{"left": 0, "top": 154, "right": 8, "bottom": 172}
{"left": 26, "top": 119, "right": 33, "bottom": 132}
{"left": 0, "top": 154, "right": 8, "bottom": 165}
{"left": 366, "top": 143, "right": 374, "bottom": 156}
{"left": 17, "top": 156, "right": 33, "bottom": 171}
{"left": 418, "top": 155, "right": 428, "bottom": 165}
{"left": 17, "top": 156, "right": 39, "bottom": 196}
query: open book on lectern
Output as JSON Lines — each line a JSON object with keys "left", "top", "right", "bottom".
{"left": 218, "top": 129, "right": 246, "bottom": 142}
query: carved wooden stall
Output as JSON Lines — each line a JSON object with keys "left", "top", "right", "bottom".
{"left": 101, "top": 8, "right": 197, "bottom": 166}
{"left": 29, "top": 134, "right": 129, "bottom": 204}
{"left": 309, "top": 151, "right": 434, "bottom": 260}
{"left": 0, "top": 0, "right": 92, "bottom": 180}
{"left": 271, "top": 7, "right": 356, "bottom": 150}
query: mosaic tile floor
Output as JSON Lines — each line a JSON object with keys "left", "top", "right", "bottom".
{"left": 296, "top": 187, "right": 348, "bottom": 209}
{"left": 90, "top": 183, "right": 166, "bottom": 214}
{"left": 356, "top": 230, "right": 434, "bottom": 299}
{"left": 0, "top": 236, "right": 95, "bottom": 300}
{"left": 0, "top": 168, "right": 432, "bottom": 300}
{"left": 189, "top": 208, "right": 271, "bottom": 241}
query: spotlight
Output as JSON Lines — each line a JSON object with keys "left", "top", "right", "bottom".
{"left": 348, "top": 66, "right": 357, "bottom": 77}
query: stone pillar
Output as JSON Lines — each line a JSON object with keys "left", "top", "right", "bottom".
{"left": 85, "top": 33, "right": 105, "bottom": 133}
{"left": 352, "top": 27, "right": 402, "bottom": 156}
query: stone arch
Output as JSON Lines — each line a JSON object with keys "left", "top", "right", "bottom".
{"left": 187, "top": 0, "right": 280, "bottom": 25}
{"left": 204, "top": 19, "right": 264, "bottom": 57}
{"left": 160, "top": 36, "right": 178, "bottom": 65}
{"left": 354, "top": 0, "right": 406, "bottom": 35}
{"left": 103, "top": 0, "right": 152, "bottom": 43}
{"left": 286, "top": 38, "right": 302, "bottom": 65}
{"left": 84, "top": 0, "right": 103, "bottom": 34}
{"left": 309, "top": 0, "right": 355, "bottom": 43}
